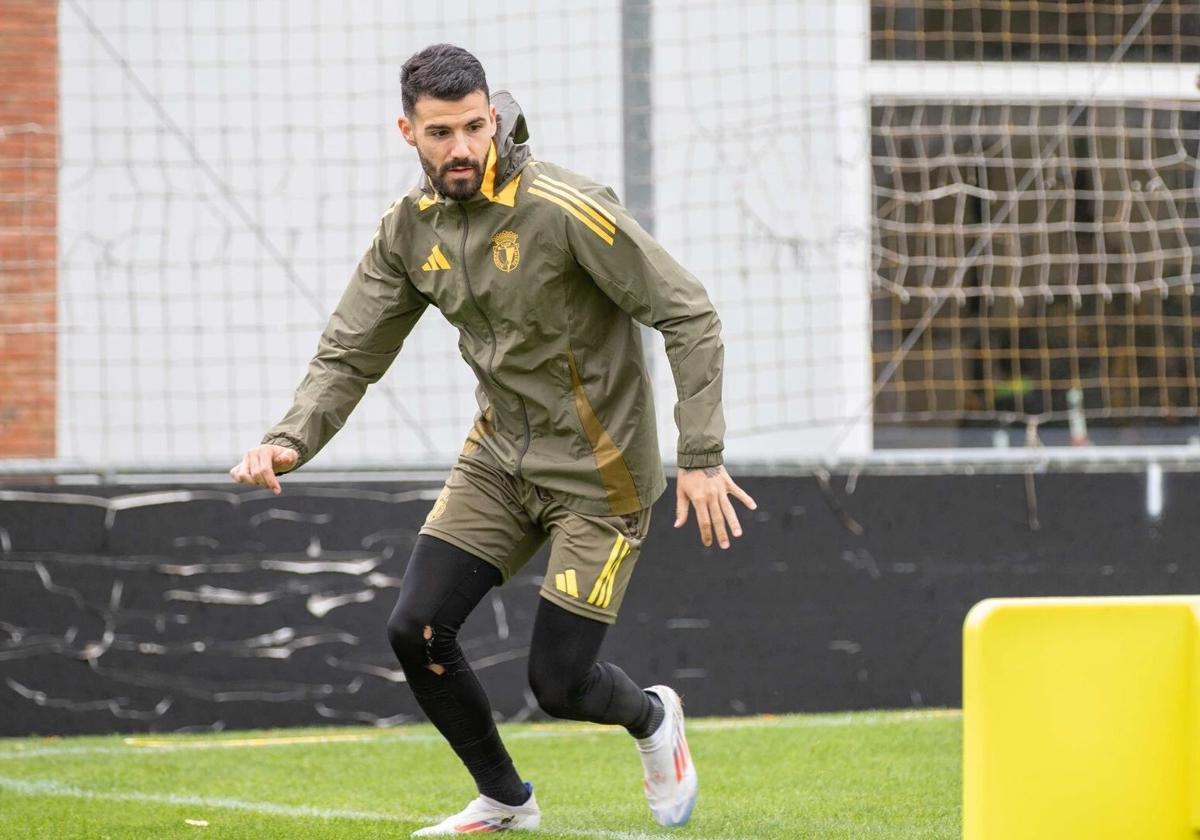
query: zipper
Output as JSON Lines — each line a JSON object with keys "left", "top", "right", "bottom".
{"left": 458, "top": 204, "right": 533, "bottom": 479}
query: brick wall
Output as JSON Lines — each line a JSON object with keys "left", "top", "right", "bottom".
{"left": 0, "top": 0, "right": 57, "bottom": 459}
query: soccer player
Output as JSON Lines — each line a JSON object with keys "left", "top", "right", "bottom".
{"left": 229, "top": 43, "right": 756, "bottom": 835}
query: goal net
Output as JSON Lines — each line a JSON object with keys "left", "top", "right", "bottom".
{"left": 869, "top": 1, "right": 1200, "bottom": 447}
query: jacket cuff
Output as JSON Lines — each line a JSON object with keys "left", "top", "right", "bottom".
{"left": 260, "top": 433, "right": 309, "bottom": 468}
{"left": 677, "top": 449, "right": 724, "bottom": 469}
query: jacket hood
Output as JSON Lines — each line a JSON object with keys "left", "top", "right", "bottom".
{"left": 491, "top": 90, "right": 531, "bottom": 182}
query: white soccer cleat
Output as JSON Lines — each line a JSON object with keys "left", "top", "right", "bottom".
{"left": 636, "top": 685, "right": 698, "bottom": 827}
{"left": 412, "top": 782, "right": 540, "bottom": 835}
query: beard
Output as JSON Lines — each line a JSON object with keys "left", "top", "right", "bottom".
{"left": 418, "top": 147, "right": 485, "bottom": 201}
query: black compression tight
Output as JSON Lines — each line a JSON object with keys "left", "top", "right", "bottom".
{"left": 386, "top": 535, "right": 654, "bottom": 805}
{"left": 527, "top": 593, "right": 656, "bottom": 731}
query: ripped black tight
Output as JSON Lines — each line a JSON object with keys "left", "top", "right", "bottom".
{"left": 386, "top": 536, "right": 522, "bottom": 804}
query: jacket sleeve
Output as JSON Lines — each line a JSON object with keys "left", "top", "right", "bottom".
{"left": 260, "top": 205, "right": 427, "bottom": 470}
{"left": 550, "top": 176, "right": 726, "bottom": 468}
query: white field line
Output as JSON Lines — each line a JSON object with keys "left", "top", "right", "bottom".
{"left": 123, "top": 732, "right": 384, "bottom": 748}
{"left": 0, "top": 774, "right": 732, "bottom": 840}
{"left": 0, "top": 775, "right": 429, "bottom": 821}
{"left": 0, "top": 709, "right": 961, "bottom": 762}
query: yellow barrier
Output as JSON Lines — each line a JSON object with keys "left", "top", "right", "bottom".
{"left": 963, "top": 595, "right": 1200, "bottom": 840}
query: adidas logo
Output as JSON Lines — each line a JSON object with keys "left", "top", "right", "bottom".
{"left": 421, "top": 244, "right": 451, "bottom": 272}
{"left": 554, "top": 568, "right": 579, "bottom": 598}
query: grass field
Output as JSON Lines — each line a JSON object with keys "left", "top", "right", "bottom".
{"left": 0, "top": 709, "right": 961, "bottom": 839}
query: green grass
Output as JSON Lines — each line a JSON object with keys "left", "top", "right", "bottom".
{"left": 0, "top": 709, "right": 962, "bottom": 839}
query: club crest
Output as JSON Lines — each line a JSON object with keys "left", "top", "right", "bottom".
{"left": 426, "top": 486, "right": 451, "bottom": 523}
{"left": 491, "top": 229, "right": 520, "bottom": 273}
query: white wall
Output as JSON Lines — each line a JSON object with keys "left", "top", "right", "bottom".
{"left": 56, "top": 0, "right": 871, "bottom": 469}
{"left": 652, "top": 0, "right": 872, "bottom": 460}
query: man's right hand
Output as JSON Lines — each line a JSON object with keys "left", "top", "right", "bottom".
{"left": 229, "top": 444, "right": 299, "bottom": 495}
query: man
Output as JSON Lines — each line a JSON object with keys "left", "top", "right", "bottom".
{"left": 229, "top": 43, "right": 756, "bottom": 835}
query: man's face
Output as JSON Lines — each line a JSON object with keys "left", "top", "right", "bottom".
{"left": 398, "top": 91, "right": 496, "bottom": 201}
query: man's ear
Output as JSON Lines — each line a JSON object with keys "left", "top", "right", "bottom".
{"left": 489, "top": 104, "right": 498, "bottom": 138}
{"left": 397, "top": 115, "right": 417, "bottom": 147}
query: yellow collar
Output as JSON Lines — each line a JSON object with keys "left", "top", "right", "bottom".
{"left": 480, "top": 140, "right": 520, "bottom": 207}
{"left": 479, "top": 140, "right": 499, "bottom": 200}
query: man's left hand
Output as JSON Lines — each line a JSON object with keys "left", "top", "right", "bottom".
{"left": 674, "top": 464, "right": 757, "bottom": 549}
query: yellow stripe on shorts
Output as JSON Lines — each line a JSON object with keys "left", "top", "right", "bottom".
{"left": 587, "top": 535, "right": 626, "bottom": 606}
{"left": 599, "top": 540, "right": 632, "bottom": 609}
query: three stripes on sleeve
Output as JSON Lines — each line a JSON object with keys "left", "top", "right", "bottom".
{"left": 527, "top": 173, "right": 618, "bottom": 246}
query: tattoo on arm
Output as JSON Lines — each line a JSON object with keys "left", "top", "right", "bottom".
{"left": 682, "top": 464, "right": 723, "bottom": 478}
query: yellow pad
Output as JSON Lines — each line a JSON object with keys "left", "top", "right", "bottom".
{"left": 963, "top": 595, "right": 1200, "bottom": 840}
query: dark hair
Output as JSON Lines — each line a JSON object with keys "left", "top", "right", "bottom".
{"left": 400, "top": 44, "right": 489, "bottom": 117}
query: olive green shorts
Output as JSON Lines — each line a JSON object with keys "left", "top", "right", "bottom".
{"left": 418, "top": 447, "right": 652, "bottom": 625}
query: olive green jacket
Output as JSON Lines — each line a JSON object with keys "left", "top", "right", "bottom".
{"left": 262, "top": 92, "right": 725, "bottom": 516}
